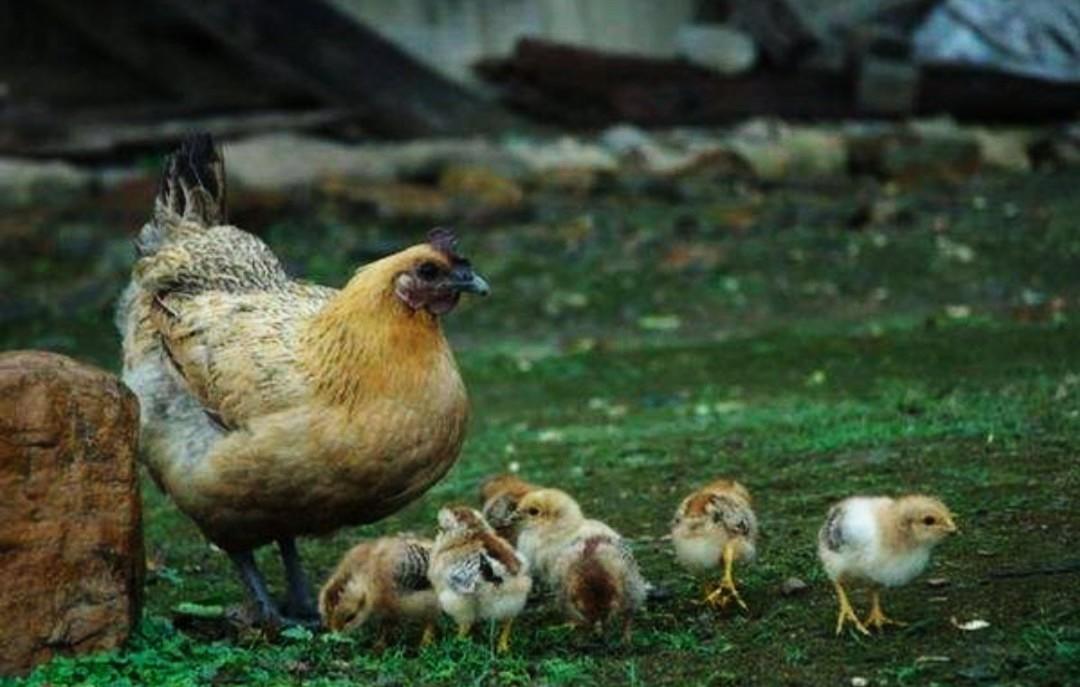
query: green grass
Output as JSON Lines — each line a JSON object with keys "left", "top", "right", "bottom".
{"left": 3, "top": 169, "right": 1080, "bottom": 685}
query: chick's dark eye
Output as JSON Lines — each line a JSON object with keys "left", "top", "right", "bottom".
{"left": 417, "top": 261, "right": 440, "bottom": 281}
{"left": 923, "top": 516, "right": 936, "bottom": 525}
{"left": 527, "top": 508, "right": 540, "bottom": 516}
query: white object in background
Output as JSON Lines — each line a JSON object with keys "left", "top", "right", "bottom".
{"left": 914, "top": 0, "right": 1080, "bottom": 83}
{"left": 676, "top": 24, "right": 757, "bottom": 75}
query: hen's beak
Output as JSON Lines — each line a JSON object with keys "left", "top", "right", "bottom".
{"left": 450, "top": 268, "right": 491, "bottom": 296}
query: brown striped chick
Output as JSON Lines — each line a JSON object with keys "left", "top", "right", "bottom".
{"left": 671, "top": 479, "right": 758, "bottom": 611}
{"left": 515, "top": 489, "right": 647, "bottom": 640}
{"left": 818, "top": 495, "right": 958, "bottom": 636}
{"left": 318, "top": 535, "right": 438, "bottom": 648}
{"left": 428, "top": 506, "right": 532, "bottom": 653}
{"left": 480, "top": 474, "right": 541, "bottom": 544}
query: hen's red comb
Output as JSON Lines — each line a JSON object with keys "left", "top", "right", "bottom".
{"left": 428, "top": 227, "right": 466, "bottom": 263}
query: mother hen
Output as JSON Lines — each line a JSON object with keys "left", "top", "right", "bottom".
{"left": 116, "top": 134, "right": 489, "bottom": 625}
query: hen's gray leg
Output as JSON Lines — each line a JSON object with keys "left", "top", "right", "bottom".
{"left": 229, "top": 550, "right": 284, "bottom": 626}
{"left": 278, "top": 538, "right": 318, "bottom": 620}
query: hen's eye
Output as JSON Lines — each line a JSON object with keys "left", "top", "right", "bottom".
{"left": 923, "top": 516, "right": 936, "bottom": 525}
{"left": 417, "top": 261, "right": 440, "bottom": 281}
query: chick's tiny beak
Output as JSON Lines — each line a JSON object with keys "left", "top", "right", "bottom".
{"left": 946, "top": 519, "right": 959, "bottom": 534}
{"left": 450, "top": 266, "right": 490, "bottom": 296}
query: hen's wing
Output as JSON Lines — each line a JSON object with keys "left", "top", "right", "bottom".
{"left": 149, "top": 285, "right": 332, "bottom": 429}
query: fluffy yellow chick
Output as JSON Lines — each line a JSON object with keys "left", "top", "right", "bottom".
{"left": 318, "top": 535, "right": 438, "bottom": 648}
{"left": 514, "top": 488, "right": 621, "bottom": 584}
{"left": 818, "top": 494, "right": 958, "bottom": 636}
{"left": 479, "top": 474, "right": 541, "bottom": 545}
{"left": 671, "top": 479, "right": 757, "bottom": 611}
{"left": 515, "top": 489, "right": 647, "bottom": 640}
{"left": 428, "top": 506, "right": 532, "bottom": 653}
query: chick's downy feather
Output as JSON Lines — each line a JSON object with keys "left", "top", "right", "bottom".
{"left": 319, "top": 536, "right": 437, "bottom": 633}
{"left": 515, "top": 489, "right": 646, "bottom": 634}
{"left": 428, "top": 507, "right": 532, "bottom": 629}
{"left": 818, "top": 495, "right": 957, "bottom": 588}
{"left": 672, "top": 479, "right": 758, "bottom": 571}
{"left": 479, "top": 474, "right": 541, "bottom": 544}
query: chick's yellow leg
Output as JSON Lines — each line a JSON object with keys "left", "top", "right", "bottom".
{"left": 833, "top": 581, "right": 870, "bottom": 637}
{"left": 699, "top": 579, "right": 717, "bottom": 602}
{"left": 863, "top": 590, "right": 907, "bottom": 631}
{"left": 456, "top": 621, "right": 472, "bottom": 639}
{"left": 496, "top": 618, "right": 514, "bottom": 654}
{"left": 372, "top": 625, "right": 391, "bottom": 652}
{"left": 703, "top": 541, "right": 749, "bottom": 611}
{"left": 419, "top": 622, "right": 436, "bottom": 648}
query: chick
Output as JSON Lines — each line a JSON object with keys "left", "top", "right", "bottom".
{"left": 514, "top": 488, "right": 620, "bottom": 583}
{"left": 671, "top": 479, "right": 758, "bottom": 611}
{"left": 318, "top": 535, "right": 438, "bottom": 648}
{"left": 479, "top": 473, "right": 540, "bottom": 544}
{"left": 515, "top": 489, "right": 646, "bottom": 640}
{"left": 428, "top": 506, "right": 532, "bottom": 653}
{"left": 818, "top": 494, "right": 958, "bottom": 635}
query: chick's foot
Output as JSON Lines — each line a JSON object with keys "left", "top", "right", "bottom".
{"left": 833, "top": 582, "right": 871, "bottom": 637}
{"left": 863, "top": 591, "right": 907, "bottom": 632}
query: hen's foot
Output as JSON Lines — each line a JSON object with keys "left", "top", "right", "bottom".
{"left": 230, "top": 550, "right": 284, "bottom": 628}
{"left": 278, "top": 538, "right": 318, "bottom": 621}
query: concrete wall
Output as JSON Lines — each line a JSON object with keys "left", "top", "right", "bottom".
{"left": 329, "top": 0, "right": 697, "bottom": 88}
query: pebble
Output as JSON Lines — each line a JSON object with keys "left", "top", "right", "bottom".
{"left": 779, "top": 577, "right": 809, "bottom": 596}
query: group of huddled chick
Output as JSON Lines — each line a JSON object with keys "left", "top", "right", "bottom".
{"left": 319, "top": 474, "right": 957, "bottom": 651}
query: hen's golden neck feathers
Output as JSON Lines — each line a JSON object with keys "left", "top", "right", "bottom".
{"left": 301, "top": 248, "right": 452, "bottom": 408}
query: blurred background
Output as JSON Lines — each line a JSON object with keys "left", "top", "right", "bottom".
{"left": 1, "top": 0, "right": 1079, "bottom": 360}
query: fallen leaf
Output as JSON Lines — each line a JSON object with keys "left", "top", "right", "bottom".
{"left": 951, "top": 617, "right": 990, "bottom": 631}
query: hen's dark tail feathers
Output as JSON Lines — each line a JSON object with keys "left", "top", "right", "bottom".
{"left": 138, "top": 132, "right": 227, "bottom": 256}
